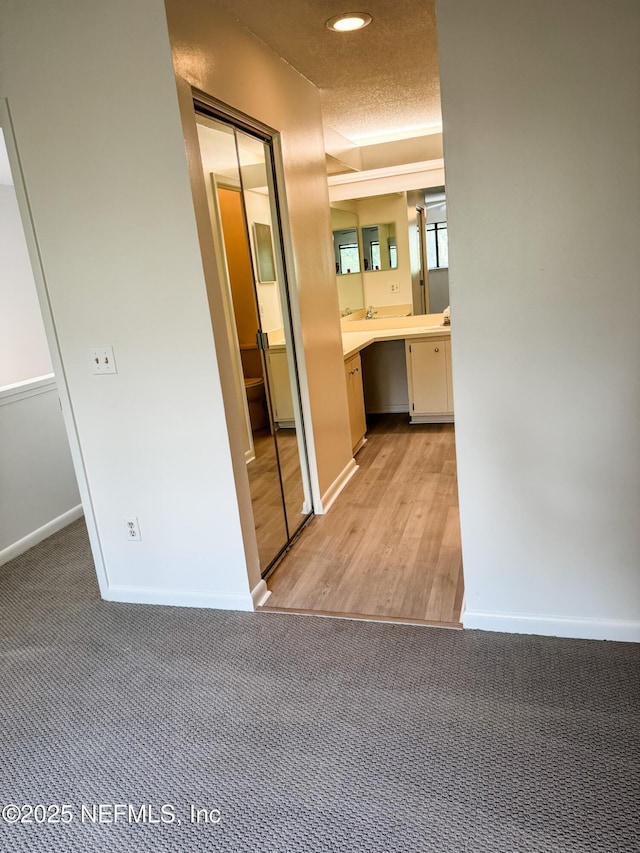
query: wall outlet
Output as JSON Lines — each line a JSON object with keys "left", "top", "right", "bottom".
{"left": 389, "top": 283, "right": 399, "bottom": 293}
{"left": 90, "top": 346, "right": 117, "bottom": 374}
{"left": 124, "top": 517, "right": 141, "bottom": 541}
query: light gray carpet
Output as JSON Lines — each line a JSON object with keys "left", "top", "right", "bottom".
{"left": 0, "top": 520, "right": 638, "bottom": 852}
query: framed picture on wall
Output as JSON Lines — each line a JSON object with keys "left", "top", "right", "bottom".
{"left": 252, "top": 222, "right": 276, "bottom": 283}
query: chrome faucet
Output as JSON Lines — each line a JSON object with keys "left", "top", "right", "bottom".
{"left": 341, "top": 307, "right": 352, "bottom": 317}
{"left": 365, "top": 305, "right": 378, "bottom": 319}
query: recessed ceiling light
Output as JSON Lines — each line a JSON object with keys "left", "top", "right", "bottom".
{"left": 326, "top": 12, "right": 372, "bottom": 33}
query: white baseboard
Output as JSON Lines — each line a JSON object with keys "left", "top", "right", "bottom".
{"left": 352, "top": 435, "right": 367, "bottom": 454}
{"left": 317, "top": 458, "right": 358, "bottom": 514}
{"left": 0, "top": 504, "right": 84, "bottom": 567}
{"left": 251, "top": 579, "right": 271, "bottom": 608}
{"left": 103, "top": 584, "right": 255, "bottom": 611}
{"left": 463, "top": 609, "right": 640, "bottom": 643}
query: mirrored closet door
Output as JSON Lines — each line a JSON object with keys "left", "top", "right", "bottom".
{"left": 195, "top": 110, "right": 311, "bottom": 575}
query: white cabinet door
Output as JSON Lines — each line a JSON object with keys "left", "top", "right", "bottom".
{"left": 406, "top": 337, "right": 453, "bottom": 423}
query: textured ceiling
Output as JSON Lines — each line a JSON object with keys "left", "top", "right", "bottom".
{"left": 211, "top": 0, "right": 441, "bottom": 143}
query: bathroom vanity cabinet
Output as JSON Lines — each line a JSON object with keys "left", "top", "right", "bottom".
{"left": 344, "top": 352, "right": 367, "bottom": 452}
{"left": 340, "top": 316, "right": 453, "bottom": 448}
{"left": 405, "top": 337, "right": 454, "bottom": 423}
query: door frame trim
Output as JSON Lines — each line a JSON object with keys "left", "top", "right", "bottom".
{"left": 0, "top": 99, "right": 109, "bottom": 595}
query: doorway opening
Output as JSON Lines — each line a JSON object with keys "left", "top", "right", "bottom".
{"left": 263, "top": 186, "right": 463, "bottom": 626}
{"left": 193, "top": 104, "right": 312, "bottom": 577}
{"left": 0, "top": 107, "right": 93, "bottom": 581}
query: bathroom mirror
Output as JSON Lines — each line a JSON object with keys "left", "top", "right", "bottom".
{"left": 362, "top": 223, "right": 397, "bottom": 271}
{"left": 332, "top": 227, "right": 361, "bottom": 275}
{"left": 331, "top": 207, "right": 365, "bottom": 314}
{"left": 252, "top": 222, "right": 276, "bottom": 282}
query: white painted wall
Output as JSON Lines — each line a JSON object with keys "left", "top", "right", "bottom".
{"left": 0, "top": 378, "right": 81, "bottom": 562}
{"left": 0, "top": 179, "right": 52, "bottom": 386}
{"left": 0, "top": 0, "right": 254, "bottom": 608}
{"left": 437, "top": 0, "right": 640, "bottom": 640}
{"left": 0, "top": 0, "right": 352, "bottom": 609}
{"left": 0, "top": 133, "right": 80, "bottom": 565}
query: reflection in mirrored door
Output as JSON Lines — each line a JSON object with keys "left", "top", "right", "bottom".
{"left": 195, "top": 111, "right": 311, "bottom": 575}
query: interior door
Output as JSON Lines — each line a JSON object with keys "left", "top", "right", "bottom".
{"left": 195, "top": 111, "right": 311, "bottom": 575}
{"left": 234, "top": 129, "right": 309, "bottom": 541}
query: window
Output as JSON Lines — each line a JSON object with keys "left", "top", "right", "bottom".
{"left": 426, "top": 222, "right": 448, "bottom": 269}
{"left": 339, "top": 243, "right": 360, "bottom": 274}
{"left": 369, "top": 240, "right": 381, "bottom": 270}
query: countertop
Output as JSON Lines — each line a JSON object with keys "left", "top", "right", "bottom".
{"left": 266, "top": 314, "right": 451, "bottom": 359}
{"left": 341, "top": 313, "right": 451, "bottom": 359}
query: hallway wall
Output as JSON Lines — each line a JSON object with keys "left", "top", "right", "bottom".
{"left": 437, "top": 0, "right": 640, "bottom": 639}
{"left": 0, "top": 0, "right": 350, "bottom": 608}
{"left": 0, "top": 0, "right": 257, "bottom": 606}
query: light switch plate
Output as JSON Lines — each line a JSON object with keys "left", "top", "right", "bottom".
{"left": 90, "top": 346, "right": 117, "bottom": 374}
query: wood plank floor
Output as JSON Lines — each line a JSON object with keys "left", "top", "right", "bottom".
{"left": 263, "top": 413, "right": 465, "bottom": 625}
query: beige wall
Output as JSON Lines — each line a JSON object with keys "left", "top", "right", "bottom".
{"left": 165, "top": 0, "right": 353, "bottom": 503}
{"left": 437, "top": 0, "right": 640, "bottom": 640}
{"left": 357, "top": 194, "right": 412, "bottom": 307}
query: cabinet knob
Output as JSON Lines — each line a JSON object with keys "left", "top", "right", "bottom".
{"left": 434, "top": 347, "right": 439, "bottom": 353}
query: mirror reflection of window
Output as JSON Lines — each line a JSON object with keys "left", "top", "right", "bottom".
{"left": 426, "top": 222, "right": 448, "bottom": 269}
{"left": 426, "top": 186, "right": 448, "bottom": 270}
{"left": 370, "top": 241, "right": 381, "bottom": 270}
{"left": 339, "top": 242, "right": 360, "bottom": 275}
{"left": 333, "top": 226, "right": 361, "bottom": 274}
{"left": 362, "top": 223, "right": 397, "bottom": 271}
